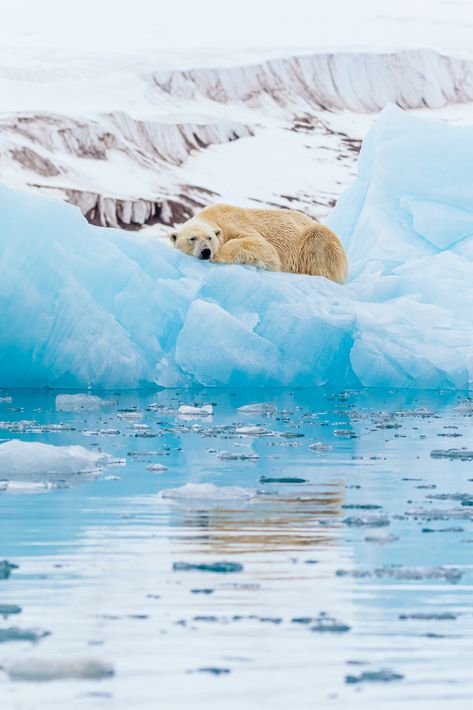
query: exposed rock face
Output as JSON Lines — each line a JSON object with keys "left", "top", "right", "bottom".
{"left": 152, "top": 49, "right": 473, "bottom": 112}
{"left": 1, "top": 49, "right": 472, "bottom": 228}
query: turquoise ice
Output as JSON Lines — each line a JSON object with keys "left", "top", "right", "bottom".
{"left": 1, "top": 105, "right": 473, "bottom": 389}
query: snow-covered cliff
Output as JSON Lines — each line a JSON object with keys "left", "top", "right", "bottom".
{"left": 1, "top": 49, "right": 473, "bottom": 227}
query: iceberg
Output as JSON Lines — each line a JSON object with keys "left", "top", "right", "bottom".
{"left": 1, "top": 105, "right": 473, "bottom": 390}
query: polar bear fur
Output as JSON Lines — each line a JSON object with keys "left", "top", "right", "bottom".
{"left": 169, "top": 203, "right": 348, "bottom": 284}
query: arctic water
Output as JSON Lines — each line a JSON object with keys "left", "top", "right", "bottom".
{"left": 1, "top": 386, "right": 472, "bottom": 709}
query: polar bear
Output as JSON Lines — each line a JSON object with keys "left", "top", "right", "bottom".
{"left": 169, "top": 203, "right": 348, "bottom": 283}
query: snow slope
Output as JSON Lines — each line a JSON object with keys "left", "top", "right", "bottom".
{"left": 1, "top": 105, "right": 473, "bottom": 390}
{"left": 2, "top": 48, "right": 473, "bottom": 227}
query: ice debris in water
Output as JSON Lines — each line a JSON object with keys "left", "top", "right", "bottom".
{"left": 55, "top": 394, "right": 115, "bottom": 412}
{"left": 431, "top": 449, "right": 473, "bottom": 460}
{"left": 336, "top": 566, "right": 463, "bottom": 583}
{"left": 0, "top": 440, "right": 118, "bottom": 476}
{"left": 237, "top": 403, "right": 277, "bottom": 415}
{"left": 173, "top": 561, "right": 243, "bottom": 573}
{"left": 217, "top": 450, "right": 259, "bottom": 461}
{"left": 159, "top": 483, "right": 253, "bottom": 502}
{"left": 259, "top": 475, "right": 307, "bottom": 484}
{"left": 0, "top": 604, "right": 22, "bottom": 616}
{"left": 0, "top": 627, "right": 50, "bottom": 643}
{"left": 343, "top": 514, "right": 390, "bottom": 527}
{"left": 3, "top": 106, "right": 473, "bottom": 390}
{"left": 146, "top": 463, "right": 168, "bottom": 472}
{"left": 178, "top": 404, "right": 213, "bottom": 416}
{"left": 309, "top": 442, "right": 331, "bottom": 452}
{"left": 345, "top": 670, "right": 404, "bottom": 684}
{"left": 8, "top": 658, "right": 115, "bottom": 682}
{"left": 0, "top": 560, "right": 18, "bottom": 580}
{"left": 399, "top": 612, "right": 457, "bottom": 620}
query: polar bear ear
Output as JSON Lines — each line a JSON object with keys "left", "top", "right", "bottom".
{"left": 169, "top": 231, "right": 178, "bottom": 244}
{"left": 214, "top": 228, "right": 222, "bottom": 238}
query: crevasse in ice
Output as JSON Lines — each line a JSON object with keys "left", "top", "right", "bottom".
{"left": 1, "top": 105, "right": 473, "bottom": 390}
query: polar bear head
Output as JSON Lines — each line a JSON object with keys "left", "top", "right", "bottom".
{"left": 169, "top": 219, "right": 222, "bottom": 261}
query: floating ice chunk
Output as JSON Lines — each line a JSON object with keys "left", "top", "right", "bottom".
{"left": 237, "top": 403, "right": 277, "bottom": 415}
{"left": 336, "top": 566, "right": 463, "bottom": 583}
{"left": 8, "top": 658, "right": 114, "bottom": 682}
{"left": 3, "top": 106, "right": 473, "bottom": 390}
{"left": 173, "top": 561, "right": 243, "bottom": 573}
{"left": 234, "top": 425, "right": 273, "bottom": 437}
{"left": 0, "top": 560, "right": 18, "bottom": 580}
{"left": 178, "top": 404, "right": 213, "bottom": 416}
{"left": 0, "top": 604, "right": 22, "bottom": 616}
{"left": 55, "top": 394, "right": 114, "bottom": 412}
{"left": 343, "top": 514, "right": 390, "bottom": 527}
{"left": 431, "top": 449, "right": 473, "bottom": 460}
{"left": 146, "top": 463, "right": 168, "bottom": 472}
{"left": 159, "top": 482, "right": 253, "bottom": 502}
{"left": 0, "top": 627, "right": 50, "bottom": 643}
{"left": 309, "top": 442, "right": 331, "bottom": 452}
{"left": 217, "top": 451, "right": 259, "bottom": 461}
{"left": 345, "top": 670, "right": 404, "bottom": 684}
{"left": 0, "top": 440, "right": 117, "bottom": 476}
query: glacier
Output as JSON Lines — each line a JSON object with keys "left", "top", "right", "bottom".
{"left": 1, "top": 104, "right": 473, "bottom": 391}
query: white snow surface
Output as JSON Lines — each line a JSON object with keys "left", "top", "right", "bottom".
{"left": 1, "top": 105, "right": 473, "bottom": 390}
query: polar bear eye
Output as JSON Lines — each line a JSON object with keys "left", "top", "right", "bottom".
{"left": 190, "top": 236, "right": 197, "bottom": 242}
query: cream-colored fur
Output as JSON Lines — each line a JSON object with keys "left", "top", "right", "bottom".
{"left": 169, "top": 203, "right": 348, "bottom": 284}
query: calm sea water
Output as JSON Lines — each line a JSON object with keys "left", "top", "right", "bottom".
{"left": 1, "top": 387, "right": 472, "bottom": 709}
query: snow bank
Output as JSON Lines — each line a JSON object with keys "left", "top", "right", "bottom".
{"left": 1, "top": 105, "right": 473, "bottom": 390}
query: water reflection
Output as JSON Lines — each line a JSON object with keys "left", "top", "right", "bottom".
{"left": 0, "top": 387, "right": 473, "bottom": 708}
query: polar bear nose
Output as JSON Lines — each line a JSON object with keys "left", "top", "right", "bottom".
{"left": 199, "top": 248, "right": 211, "bottom": 260}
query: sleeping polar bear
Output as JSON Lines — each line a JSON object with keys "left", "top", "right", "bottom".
{"left": 169, "top": 203, "right": 348, "bottom": 284}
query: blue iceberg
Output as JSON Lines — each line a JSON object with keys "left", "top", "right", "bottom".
{"left": 1, "top": 105, "right": 473, "bottom": 390}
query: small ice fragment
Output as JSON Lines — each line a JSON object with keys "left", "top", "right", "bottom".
{"left": 431, "top": 449, "right": 473, "bottom": 460}
{"left": 364, "top": 534, "right": 399, "bottom": 544}
{"left": 55, "top": 394, "right": 114, "bottom": 412}
{"left": 234, "top": 425, "right": 272, "bottom": 437}
{"left": 399, "top": 612, "right": 457, "bottom": 620}
{"left": 345, "top": 669, "right": 404, "bottom": 684}
{"left": 173, "top": 561, "right": 243, "bottom": 573}
{"left": 178, "top": 404, "right": 213, "bottom": 416}
{"left": 310, "top": 619, "right": 351, "bottom": 633}
{"left": 343, "top": 515, "right": 390, "bottom": 527}
{"left": 217, "top": 451, "right": 259, "bottom": 461}
{"left": 237, "top": 403, "right": 277, "bottom": 415}
{"left": 0, "top": 396, "right": 13, "bottom": 404}
{"left": 0, "top": 560, "right": 18, "bottom": 580}
{"left": 8, "top": 658, "right": 115, "bottom": 681}
{"left": 146, "top": 463, "right": 168, "bottom": 472}
{"left": 259, "top": 475, "right": 307, "bottom": 484}
{"left": 309, "top": 442, "right": 331, "bottom": 452}
{"left": 0, "top": 604, "right": 21, "bottom": 616}
{"left": 0, "top": 627, "right": 49, "bottom": 643}
{"left": 336, "top": 566, "right": 463, "bottom": 583}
